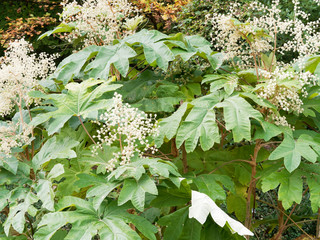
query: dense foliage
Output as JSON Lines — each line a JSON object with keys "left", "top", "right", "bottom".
{"left": 1, "top": 0, "right": 320, "bottom": 239}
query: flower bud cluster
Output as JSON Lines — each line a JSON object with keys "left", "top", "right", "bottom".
{"left": 257, "top": 67, "right": 317, "bottom": 126}
{"left": 207, "top": 0, "right": 320, "bottom": 65}
{"left": 92, "top": 93, "right": 159, "bottom": 171}
{"left": 0, "top": 39, "right": 57, "bottom": 117}
{"left": 60, "top": 0, "right": 141, "bottom": 47}
{"left": 0, "top": 121, "right": 32, "bottom": 157}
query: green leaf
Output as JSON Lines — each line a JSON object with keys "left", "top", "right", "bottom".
{"left": 308, "top": 176, "right": 320, "bottom": 212}
{"left": 120, "top": 71, "right": 185, "bottom": 113}
{"left": 0, "top": 153, "right": 19, "bottom": 175}
{"left": 32, "top": 136, "right": 79, "bottom": 170}
{"left": 36, "top": 180, "right": 55, "bottom": 211}
{"left": 38, "top": 23, "right": 75, "bottom": 40}
{"left": 86, "top": 181, "right": 119, "bottom": 210}
{"left": 125, "top": 29, "right": 174, "bottom": 70}
{"left": 4, "top": 192, "right": 38, "bottom": 235}
{"left": 261, "top": 170, "right": 303, "bottom": 209}
{"left": 80, "top": 145, "right": 119, "bottom": 174}
{"left": 118, "top": 174, "right": 158, "bottom": 211}
{"left": 51, "top": 45, "right": 100, "bottom": 84}
{"left": 85, "top": 43, "right": 137, "bottom": 78}
{"left": 35, "top": 199, "right": 146, "bottom": 240}
{"left": 203, "top": 74, "right": 238, "bottom": 96}
{"left": 158, "top": 207, "right": 189, "bottom": 240}
{"left": 269, "top": 134, "right": 318, "bottom": 172}
{"left": 31, "top": 79, "right": 121, "bottom": 135}
{"left": 155, "top": 102, "right": 189, "bottom": 147}
{"left": 254, "top": 121, "right": 281, "bottom": 141}
{"left": 47, "top": 164, "right": 64, "bottom": 180}
{"left": 150, "top": 186, "right": 190, "bottom": 208}
{"left": 193, "top": 174, "right": 234, "bottom": 201}
{"left": 176, "top": 107, "right": 219, "bottom": 152}
{"left": 108, "top": 158, "right": 180, "bottom": 182}
{"left": 215, "top": 95, "right": 263, "bottom": 142}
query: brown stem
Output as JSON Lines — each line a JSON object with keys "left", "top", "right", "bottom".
{"left": 181, "top": 143, "right": 188, "bottom": 174}
{"left": 219, "top": 128, "right": 227, "bottom": 149}
{"left": 269, "top": 30, "right": 277, "bottom": 73}
{"left": 256, "top": 199, "right": 313, "bottom": 239}
{"left": 171, "top": 138, "right": 179, "bottom": 157}
{"left": 25, "top": 213, "right": 34, "bottom": 237}
{"left": 215, "top": 119, "right": 230, "bottom": 132}
{"left": 245, "top": 140, "right": 262, "bottom": 230}
{"left": 241, "top": 33, "right": 260, "bottom": 80}
{"left": 126, "top": 57, "right": 145, "bottom": 77}
{"left": 119, "top": 133, "right": 123, "bottom": 153}
{"left": 131, "top": 64, "right": 150, "bottom": 80}
{"left": 78, "top": 116, "right": 96, "bottom": 144}
{"left": 317, "top": 208, "right": 320, "bottom": 238}
{"left": 274, "top": 187, "right": 310, "bottom": 239}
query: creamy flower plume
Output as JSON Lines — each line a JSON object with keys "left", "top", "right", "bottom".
{"left": 93, "top": 93, "right": 159, "bottom": 172}
{"left": 60, "top": 0, "right": 142, "bottom": 47}
{"left": 0, "top": 39, "right": 57, "bottom": 117}
{"left": 207, "top": 0, "right": 320, "bottom": 65}
{"left": 0, "top": 121, "right": 32, "bottom": 157}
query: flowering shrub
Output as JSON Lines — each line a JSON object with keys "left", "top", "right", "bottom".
{"left": 53, "top": 0, "right": 142, "bottom": 47}
{"left": 1, "top": 1, "right": 320, "bottom": 239}
{"left": 93, "top": 93, "right": 159, "bottom": 171}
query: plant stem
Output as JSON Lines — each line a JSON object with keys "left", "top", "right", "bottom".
{"left": 78, "top": 115, "right": 96, "bottom": 144}
{"left": 317, "top": 208, "right": 320, "bottom": 238}
{"left": 257, "top": 199, "right": 313, "bottom": 240}
{"left": 171, "top": 138, "right": 179, "bottom": 157}
{"left": 181, "top": 143, "right": 188, "bottom": 174}
{"left": 245, "top": 140, "right": 261, "bottom": 231}
{"left": 131, "top": 64, "right": 150, "bottom": 80}
{"left": 274, "top": 187, "right": 310, "bottom": 239}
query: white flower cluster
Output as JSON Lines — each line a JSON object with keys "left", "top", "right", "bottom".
{"left": 0, "top": 121, "right": 32, "bottom": 157}
{"left": 207, "top": 0, "right": 320, "bottom": 65}
{"left": 60, "top": 0, "right": 142, "bottom": 47}
{"left": 257, "top": 67, "right": 317, "bottom": 126}
{"left": 93, "top": 93, "right": 159, "bottom": 172}
{"left": 0, "top": 39, "right": 57, "bottom": 117}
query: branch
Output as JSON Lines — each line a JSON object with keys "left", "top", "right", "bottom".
{"left": 78, "top": 116, "right": 96, "bottom": 144}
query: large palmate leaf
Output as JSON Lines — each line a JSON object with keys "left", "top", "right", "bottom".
{"left": 107, "top": 157, "right": 180, "bottom": 182}
{"left": 124, "top": 29, "right": 174, "bottom": 70}
{"left": 202, "top": 74, "right": 239, "bottom": 96}
{"left": 261, "top": 170, "right": 303, "bottom": 209}
{"left": 30, "top": 79, "right": 121, "bottom": 135}
{"left": 171, "top": 35, "right": 223, "bottom": 69}
{"left": 120, "top": 71, "right": 185, "bottom": 113}
{"left": 269, "top": 133, "right": 319, "bottom": 172}
{"left": 158, "top": 207, "right": 201, "bottom": 240}
{"left": 84, "top": 43, "right": 137, "bottom": 78}
{"left": 50, "top": 45, "right": 100, "bottom": 84}
{"left": 80, "top": 145, "right": 120, "bottom": 174}
{"left": 155, "top": 102, "right": 189, "bottom": 147}
{"left": 193, "top": 174, "right": 235, "bottom": 201}
{"left": 34, "top": 197, "right": 157, "bottom": 240}
{"left": 4, "top": 192, "right": 39, "bottom": 236}
{"left": 175, "top": 93, "right": 222, "bottom": 152}
{"left": 215, "top": 95, "right": 263, "bottom": 142}
{"left": 261, "top": 162, "right": 320, "bottom": 212}
{"left": 35, "top": 164, "right": 65, "bottom": 211}
{"left": 118, "top": 175, "right": 158, "bottom": 211}
{"left": 39, "top": 23, "right": 75, "bottom": 40}
{"left": 32, "top": 136, "right": 79, "bottom": 170}
{"left": 176, "top": 107, "right": 219, "bottom": 153}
